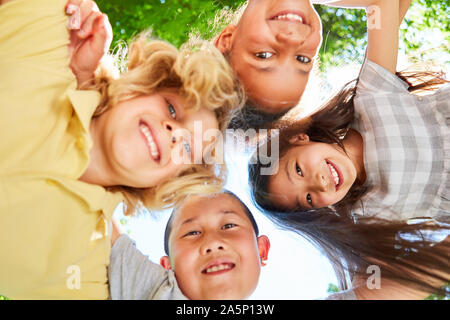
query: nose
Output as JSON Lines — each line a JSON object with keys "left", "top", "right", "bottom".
{"left": 275, "top": 29, "right": 306, "bottom": 46}
{"left": 311, "top": 171, "right": 328, "bottom": 192}
{"left": 163, "top": 120, "right": 181, "bottom": 146}
{"left": 200, "top": 235, "right": 227, "bottom": 255}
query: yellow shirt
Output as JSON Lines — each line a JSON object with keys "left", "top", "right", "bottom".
{"left": 0, "top": 0, "right": 123, "bottom": 299}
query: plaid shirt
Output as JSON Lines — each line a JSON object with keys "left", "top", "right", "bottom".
{"left": 351, "top": 60, "right": 449, "bottom": 222}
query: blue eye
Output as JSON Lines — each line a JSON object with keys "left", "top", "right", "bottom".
{"left": 183, "top": 141, "right": 191, "bottom": 154}
{"left": 296, "top": 163, "right": 303, "bottom": 176}
{"left": 167, "top": 102, "right": 176, "bottom": 119}
{"left": 296, "top": 55, "right": 311, "bottom": 64}
{"left": 255, "top": 52, "right": 274, "bottom": 59}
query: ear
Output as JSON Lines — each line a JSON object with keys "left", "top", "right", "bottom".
{"left": 214, "top": 24, "right": 236, "bottom": 54}
{"left": 288, "top": 133, "right": 310, "bottom": 146}
{"left": 257, "top": 235, "right": 270, "bottom": 267}
{"left": 160, "top": 256, "right": 172, "bottom": 270}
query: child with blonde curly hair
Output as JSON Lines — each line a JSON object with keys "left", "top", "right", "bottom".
{"left": 0, "top": 0, "right": 242, "bottom": 299}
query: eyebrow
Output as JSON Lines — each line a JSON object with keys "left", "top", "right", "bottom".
{"left": 254, "top": 65, "right": 273, "bottom": 73}
{"left": 180, "top": 217, "right": 195, "bottom": 226}
{"left": 286, "top": 159, "right": 294, "bottom": 185}
{"left": 247, "top": 61, "right": 311, "bottom": 76}
{"left": 180, "top": 210, "right": 239, "bottom": 226}
{"left": 285, "top": 161, "right": 300, "bottom": 207}
{"left": 298, "top": 68, "right": 310, "bottom": 76}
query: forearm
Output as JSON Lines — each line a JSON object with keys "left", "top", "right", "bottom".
{"left": 312, "top": 0, "right": 381, "bottom": 8}
{"left": 366, "top": 0, "right": 400, "bottom": 73}
{"left": 399, "top": 0, "right": 412, "bottom": 26}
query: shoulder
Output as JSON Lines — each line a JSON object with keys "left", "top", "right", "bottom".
{"left": 356, "top": 59, "right": 409, "bottom": 96}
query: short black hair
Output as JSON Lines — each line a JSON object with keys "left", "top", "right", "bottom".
{"left": 227, "top": 103, "right": 290, "bottom": 130}
{"left": 163, "top": 190, "right": 259, "bottom": 256}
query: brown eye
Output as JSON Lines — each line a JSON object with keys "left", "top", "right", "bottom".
{"left": 296, "top": 163, "right": 303, "bottom": 176}
{"left": 183, "top": 230, "right": 200, "bottom": 237}
{"left": 296, "top": 55, "right": 311, "bottom": 64}
{"left": 306, "top": 194, "right": 313, "bottom": 207}
{"left": 222, "top": 223, "right": 236, "bottom": 230}
{"left": 255, "top": 52, "right": 274, "bottom": 59}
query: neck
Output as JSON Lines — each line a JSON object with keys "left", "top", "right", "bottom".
{"left": 342, "top": 129, "right": 366, "bottom": 184}
{"left": 79, "top": 118, "right": 113, "bottom": 187}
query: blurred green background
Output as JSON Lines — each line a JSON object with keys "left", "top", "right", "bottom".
{"left": 95, "top": 0, "right": 449, "bottom": 71}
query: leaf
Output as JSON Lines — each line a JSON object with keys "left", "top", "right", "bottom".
{"left": 327, "top": 283, "right": 340, "bottom": 293}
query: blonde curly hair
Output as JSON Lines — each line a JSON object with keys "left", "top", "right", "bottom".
{"left": 86, "top": 34, "right": 244, "bottom": 215}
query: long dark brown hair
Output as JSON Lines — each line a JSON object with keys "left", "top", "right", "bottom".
{"left": 248, "top": 68, "right": 450, "bottom": 296}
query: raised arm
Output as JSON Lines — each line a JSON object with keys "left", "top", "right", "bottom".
{"left": 365, "top": 0, "right": 400, "bottom": 73}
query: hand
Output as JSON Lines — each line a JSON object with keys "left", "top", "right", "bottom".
{"left": 65, "top": 0, "right": 113, "bottom": 88}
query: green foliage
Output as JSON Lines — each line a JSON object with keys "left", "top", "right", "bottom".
{"left": 326, "top": 283, "right": 450, "bottom": 300}
{"left": 315, "top": 5, "right": 368, "bottom": 69}
{"left": 0, "top": 295, "right": 9, "bottom": 300}
{"left": 327, "top": 283, "right": 340, "bottom": 294}
{"left": 95, "top": 0, "right": 448, "bottom": 71}
{"left": 400, "top": 0, "right": 450, "bottom": 64}
{"left": 119, "top": 217, "right": 129, "bottom": 226}
{"left": 425, "top": 293, "right": 448, "bottom": 300}
{"left": 96, "top": 0, "right": 245, "bottom": 49}
{"left": 425, "top": 283, "right": 450, "bottom": 300}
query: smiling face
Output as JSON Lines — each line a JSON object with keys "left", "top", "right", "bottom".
{"left": 268, "top": 137, "right": 359, "bottom": 210}
{"left": 217, "top": 0, "right": 322, "bottom": 113}
{"left": 161, "top": 193, "right": 269, "bottom": 300}
{"left": 91, "top": 90, "right": 219, "bottom": 188}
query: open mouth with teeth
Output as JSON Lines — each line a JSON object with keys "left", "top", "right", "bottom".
{"left": 270, "top": 11, "right": 306, "bottom": 24}
{"left": 201, "top": 263, "right": 235, "bottom": 275}
{"left": 326, "top": 160, "right": 343, "bottom": 190}
{"left": 139, "top": 121, "right": 161, "bottom": 162}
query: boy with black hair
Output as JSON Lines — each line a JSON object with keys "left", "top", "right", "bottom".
{"left": 108, "top": 190, "right": 270, "bottom": 300}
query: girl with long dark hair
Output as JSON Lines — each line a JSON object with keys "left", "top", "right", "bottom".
{"left": 249, "top": 0, "right": 449, "bottom": 298}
